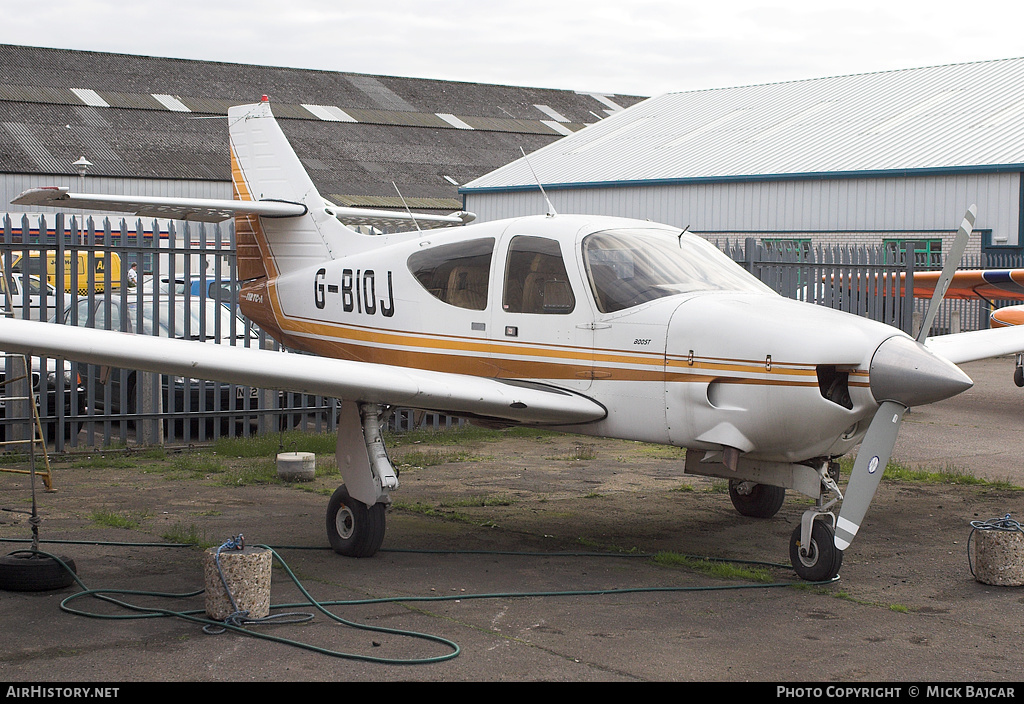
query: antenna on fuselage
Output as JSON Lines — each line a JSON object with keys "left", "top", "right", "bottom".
{"left": 519, "top": 147, "right": 557, "bottom": 217}
{"left": 392, "top": 182, "right": 423, "bottom": 233}
{"left": 678, "top": 224, "right": 690, "bottom": 247}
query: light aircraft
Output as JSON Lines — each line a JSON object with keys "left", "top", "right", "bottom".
{"left": 7, "top": 97, "right": 1024, "bottom": 581}
{"left": 907, "top": 269, "right": 1024, "bottom": 386}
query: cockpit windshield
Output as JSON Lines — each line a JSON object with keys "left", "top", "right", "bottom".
{"left": 583, "top": 229, "right": 773, "bottom": 313}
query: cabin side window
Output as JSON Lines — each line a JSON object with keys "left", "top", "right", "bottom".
{"left": 407, "top": 238, "right": 494, "bottom": 310}
{"left": 502, "top": 235, "right": 575, "bottom": 315}
{"left": 583, "top": 229, "right": 773, "bottom": 313}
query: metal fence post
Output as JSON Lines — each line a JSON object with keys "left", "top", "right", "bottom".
{"left": 903, "top": 241, "right": 916, "bottom": 336}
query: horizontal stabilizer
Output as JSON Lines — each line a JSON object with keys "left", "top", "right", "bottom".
{"left": 12, "top": 187, "right": 306, "bottom": 223}
{"left": 12, "top": 187, "right": 476, "bottom": 229}
{"left": 322, "top": 203, "right": 477, "bottom": 230}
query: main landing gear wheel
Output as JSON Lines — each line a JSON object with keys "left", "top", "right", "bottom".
{"left": 0, "top": 552, "right": 77, "bottom": 592}
{"left": 728, "top": 480, "right": 786, "bottom": 518}
{"left": 326, "top": 484, "right": 386, "bottom": 557}
{"left": 790, "top": 521, "right": 843, "bottom": 581}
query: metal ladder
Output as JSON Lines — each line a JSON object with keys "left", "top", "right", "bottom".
{"left": 0, "top": 352, "right": 53, "bottom": 491}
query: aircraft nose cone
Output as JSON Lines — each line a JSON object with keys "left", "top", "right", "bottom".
{"left": 869, "top": 335, "right": 973, "bottom": 407}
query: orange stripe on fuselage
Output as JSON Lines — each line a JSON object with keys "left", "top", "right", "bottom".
{"left": 267, "top": 293, "right": 832, "bottom": 387}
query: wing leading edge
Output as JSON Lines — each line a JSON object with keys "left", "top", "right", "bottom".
{"left": 925, "top": 325, "right": 1024, "bottom": 365}
{"left": 0, "top": 318, "right": 606, "bottom": 426}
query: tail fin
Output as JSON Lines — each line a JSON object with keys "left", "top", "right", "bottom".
{"left": 228, "top": 98, "right": 351, "bottom": 280}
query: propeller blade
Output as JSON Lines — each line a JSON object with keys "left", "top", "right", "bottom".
{"left": 916, "top": 205, "right": 976, "bottom": 343}
{"left": 834, "top": 400, "right": 907, "bottom": 550}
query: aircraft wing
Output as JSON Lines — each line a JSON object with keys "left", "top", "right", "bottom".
{"left": 11, "top": 187, "right": 475, "bottom": 228}
{"left": 821, "top": 270, "right": 1024, "bottom": 301}
{"left": 925, "top": 325, "right": 1024, "bottom": 364}
{"left": 910, "top": 270, "right": 1024, "bottom": 301}
{"left": 0, "top": 318, "right": 606, "bottom": 426}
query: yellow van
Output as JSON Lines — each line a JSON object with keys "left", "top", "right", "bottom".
{"left": 10, "top": 250, "right": 122, "bottom": 295}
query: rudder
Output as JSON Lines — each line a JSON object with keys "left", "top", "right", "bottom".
{"left": 228, "top": 98, "right": 352, "bottom": 280}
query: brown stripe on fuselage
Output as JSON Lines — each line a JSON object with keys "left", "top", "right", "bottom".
{"left": 230, "top": 147, "right": 273, "bottom": 282}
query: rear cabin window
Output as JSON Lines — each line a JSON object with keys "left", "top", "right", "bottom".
{"left": 503, "top": 236, "right": 575, "bottom": 314}
{"left": 407, "top": 238, "right": 494, "bottom": 310}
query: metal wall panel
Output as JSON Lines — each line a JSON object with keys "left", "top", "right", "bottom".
{"left": 465, "top": 171, "right": 1021, "bottom": 247}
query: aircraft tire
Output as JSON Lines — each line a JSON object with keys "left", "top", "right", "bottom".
{"left": 0, "top": 552, "right": 77, "bottom": 592}
{"left": 728, "top": 480, "right": 785, "bottom": 518}
{"left": 326, "top": 484, "right": 386, "bottom": 558}
{"left": 789, "top": 521, "right": 843, "bottom": 582}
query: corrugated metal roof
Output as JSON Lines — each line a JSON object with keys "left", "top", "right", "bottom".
{"left": 462, "top": 57, "right": 1024, "bottom": 192}
{"left": 0, "top": 44, "right": 646, "bottom": 206}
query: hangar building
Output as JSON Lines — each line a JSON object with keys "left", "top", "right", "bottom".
{"left": 461, "top": 57, "right": 1024, "bottom": 264}
{"left": 0, "top": 44, "right": 644, "bottom": 223}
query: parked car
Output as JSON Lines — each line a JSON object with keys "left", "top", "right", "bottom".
{"left": 0, "top": 352, "right": 86, "bottom": 442}
{"left": 141, "top": 275, "right": 237, "bottom": 301}
{"left": 58, "top": 294, "right": 281, "bottom": 435}
{"left": 0, "top": 272, "right": 58, "bottom": 321}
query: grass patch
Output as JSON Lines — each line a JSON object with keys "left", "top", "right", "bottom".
{"left": 71, "top": 454, "right": 151, "bottom": 469}
{"left": 383, "top": 424, "right": 557, "bottom": 449}
{"left": 653, "top": 551, "right": 774, "bottom": 583}
{"left": 885, "top": 461, "right": 1019, "bottom": 489}
{"left": 391, "top": 499, "right": 474, "bottom": 523}
{"left": 577, "top": 537, "right": 645, "bottom": 553}
{"left": 171, "top": 452, "right": 225, "bottom": 477}
{"left": 219, "top": 458, "right": 279, "bottom": 486}
{"left": 442, "top": 495, "right": 515, "bottom": 508}
{"left": 89, "top": 509, "right": 146, "bottom": 530}
{"left": 632, "top": 444, "right": 687, "bottom": 459}
{"left": 213, "top": 430, "right": 336, "bottom": 458}
{"left": 162, "top": 522, "right": 215, "bottom": 548}
{"left": 836, "top": 457, "right": 1019, "bottom": 489}
{"left": 394, "top": 448, "right": 476, "bottom": 468}
{"left": 549, "top": 443, "right": 597, "bottom": 461}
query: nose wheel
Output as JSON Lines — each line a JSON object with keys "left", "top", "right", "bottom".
{"left": 728, "top": 480, "right": 786, "bottom": 518}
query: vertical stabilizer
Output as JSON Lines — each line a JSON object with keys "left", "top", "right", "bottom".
{"left": 228, "top": 98, "right": 351, "bottom": 279}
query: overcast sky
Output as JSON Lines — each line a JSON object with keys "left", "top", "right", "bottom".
{"left": 2, "top": 0, "right": 1022, "bottom": 97}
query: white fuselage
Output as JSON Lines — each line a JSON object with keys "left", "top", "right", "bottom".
{"left": 246, "top": 213, "right": 901, "bottom": 465}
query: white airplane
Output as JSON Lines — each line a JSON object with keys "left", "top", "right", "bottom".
{"left": 7, "top": 98, "right": 1024, "bottom": 581}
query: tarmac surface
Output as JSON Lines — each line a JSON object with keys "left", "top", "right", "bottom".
{"left": 1, "top": 356, "right": 1023, "bottom": 684}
